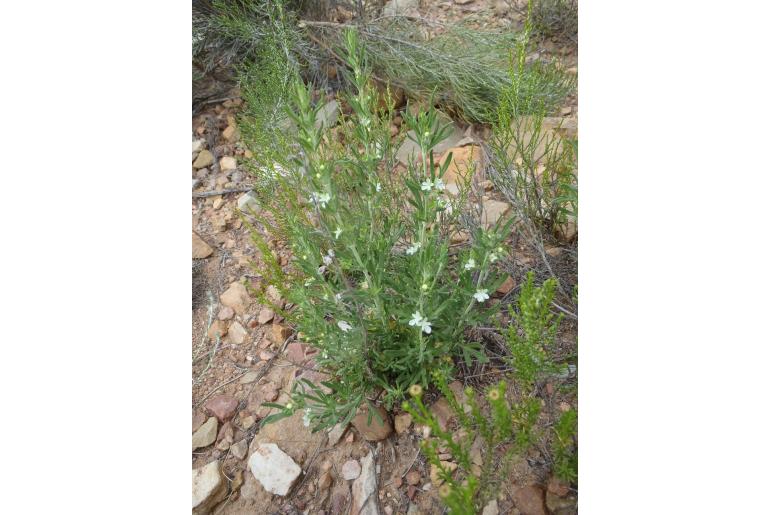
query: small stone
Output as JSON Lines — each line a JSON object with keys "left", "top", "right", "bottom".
{"left": 228, "top": 321, "right": 248, "bottom": 344}
{"left": 405, "top": 471, "right": 421, "bottom": 486}
{"left": 239, "top": 371, "right": 259, "bottom": 384}
{"left": 407, "top": 486, "right": 417, "bottom": 500}
{"left": 261, "top": 384, "right": 279, "bottom": 402}
{"left": 223, "top": 125, "right": 239, "bottom": 142}
{"left": 317, "top": 470, "right": 332, "bottom": 490}
{"left": 351, "top": 452, "right": 378, "bottom": 515}
{"left": 345, "top": 432, "right": 355, "bottom": 443}
{"left": 327, "top": 423, "right": 347, "bottom": 446}
{"left": 454, "top": 0, "right": 475, "bottom": 4}
{"left": 482, "top": 499, "right": 499, "bottom": 515}
{"left": 314, "top": 100, "right": 340, "bottom": 130}
{"left": 286, "top": 342, "right": 308, "bottom": 364}
{"left": 429, "top": 462, "right": 457, "bottom": 486}
{"left": 237, "top": 191, "right": 259, "bottom": 214}
{"left": 205, "top": 395, "right": 238, "bottom": 422}
{"left": 193, "top": 411, "right": 207, "bottom": 433}
{"left": 497, "top": 276, "right": 516, "bottom": 295}
{"left": 394, "top": 413, "right": 412, "bottom": 435}
{"left": 429, "top": 398, "right": 454, "bottom": 432}
{"left": 259, "top": 350, "right": 276, "bottom": 361}
{"left": 352, "top": 405, "right": 393, "bottom": 441}
{"left": 393, "top": 477, "right": 403, "bottom": 488}
{"left": 192, "top": 139, "right": 205, "bottom": 153}
{"left": 220, "top": 282, "right": 251, "bottom": 315}
{"left": 192, "top": 461, "right": 227, "bottom": 513}
{"left": 271, "top": 323, "right": 292, "bottom": 343}
{"left": 193, "top": 149, "right": 214, "bottom": 169}
{"left": 481, "top": 199, "right": 512, "bottom": 228}
{"left": 384, "top": 506, "right": 394, "bottom": 515}
{"left": 241, "top": 416, "right": 256, "bottom": 430}
{"left": 342, "top": 459, "right": 362, "bottom": 480}
{"left": 212, "top": 197, "right": 224, "bottom": 210}
{"left": 207, "top": 320, "right": 227, "bottom": 340}
{"left": 512, "top": 485, "right": 547, "bottom": 515}
{"left": 547, "top": 477, "right": 571, "bottom": 497}
{"left": 192, "top": 231, "right": 214, "bottom": 260}
{"left": 248, "top": 443, "right": 302, "bottom": 496}
{"left": 257, "top": 307, "right": 275, "bottom": 325}
{"left": 231, "top": 439, "right": 248, "bottom": 460}
{"left": 192, "top": 417, "right": 218, "bottom": 450}
{"left": 217, "top": 306, "right": 234, "bottom": 320}
{"left": 220, "top": 156, "right": 237, "bottom": 171}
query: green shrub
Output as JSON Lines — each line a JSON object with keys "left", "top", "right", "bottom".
{"left": 488, "top": 0, "right": 577, "bottom": 233}
{"left": 530, "top": 0, "right": 578, "bottom": 44}
{"left": 553, "top": 407, "right": 578, "bottom": 483}
{"left": 403, "top": 374, "right": 542, "bottom": 514}
{"left": 504, "top": 272, "right": 562, "bottom": 389}
{"left": 255, "top": 29, "right": 512, "bottom": 430}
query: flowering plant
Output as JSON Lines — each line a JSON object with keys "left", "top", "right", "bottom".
{"left": 253, "top": 29, "right": 513, "bottom": 430}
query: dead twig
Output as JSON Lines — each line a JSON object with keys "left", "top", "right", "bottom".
{"left": 193, "top": 186, "right": 254, "bottom": 198}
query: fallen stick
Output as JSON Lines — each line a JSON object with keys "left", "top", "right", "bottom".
{"left": 193, "top": 186, "right": 253, "bottom": 198}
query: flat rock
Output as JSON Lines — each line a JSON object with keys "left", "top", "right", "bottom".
{"left": 228, "top": 321, "right": 248, "bottom": 344}
{"left": 248, "top": 443, "right": 302, "bottom": 496}
{"left": 192, "top": 417, "right": 218, "bottom": 450}
{"left": 257, "top": 307, "right": 275, "bottom": 325}
{"left": 220, "top": 282, "right": 251, "bottom": 315}
{"left": 480, "top": 199, "right": 511, "bottom": 228}
{"left": 405, "top": 470, "right": 421, "bottom": 486}
{"left": 220, "top": 156, "right": 237, "bottom": 171}
{"left": 341, "top": 459, "right": 362, "bottom": 480}
{"left": 230, "top": 439, "right": 248, "bottom": 460}
{"left": 352, "top": 405, "right": 393, "bottom": 441}
{"left": 192, "top": 139, "right": 205, "bottom": 153}
{"left": 286, "top": 342, "right": 308, "bottom": 364}
{"left": 205, "top": 395, "right": 238, "bottom": 422}
{"left": 435, "top": 144, "right": 482, "bottom": 186}
{"left": 315, "top": 100, "right": 339, "bottom": 130}
{"left": 239, "top": 371, "right": 260, "bottom": 384}
{"left": 192, "top": 460, "right": 227, "bottom": 514}
{"left": 497, "top": 276, "right": 516, "bottom": 295}
{"left": 193, "top": 149, "right": 214, "bottom": 169}
{"left": 192, "top": 232, "right": 214, "bottom": 259}
{"left": 512, "top": 485, "right": 547, "bottom": 515}
{"left": 351, "top": 451, "right": 379, "bottom": 515}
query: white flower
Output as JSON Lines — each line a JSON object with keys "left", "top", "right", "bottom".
{"left": 304, "top": 278, "right": 314, "bottom": 287}
{"left": 473, "top": 289, "right": 490, "bottom": 303}
{"left": 337, "top": 320, "right": 353, "bottom": 332}
{"left": 408, "top": 311, "right": 432, "bottom": 334}
{"left": 322, "top": 249, "right": 335, "bottom": 266}
{"left": 302, "top": 408, "right": 312, "bottom": 427}
{"left": 434, "top": 178, "right": 445, "bottom": 191}
{"left": 406, "top": 242, "right": 421, "bottom": 255}
{"left": 437, "top": 197, "right": 449, "bottom": 210}
{"left": 335, "top": 293, "right": 343, "bottom": 302}
{"left": 376, "top": 182, "right": 382, "bottom": 192}
{"left": 464, "top": 258, "right": 476, "bottom": 270}
{"left": 334, "top": 227, "right": 342, "bottom": 239}
{"left": 421, "top": 180, "right": 433, "bottom": 191}
{"left": 310, "top": 192, "right": 331, "bottom": 208}
{"left": 489, "top": 252, "right": 499, "bottom": 263}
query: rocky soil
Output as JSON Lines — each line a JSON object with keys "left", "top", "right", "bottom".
{"left": 192, "top": 1, "right": 577, "bottom": 514}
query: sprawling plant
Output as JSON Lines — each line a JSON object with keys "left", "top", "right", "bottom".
{"left": 254, "top": 29, "right": 512, "bottom": 430}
